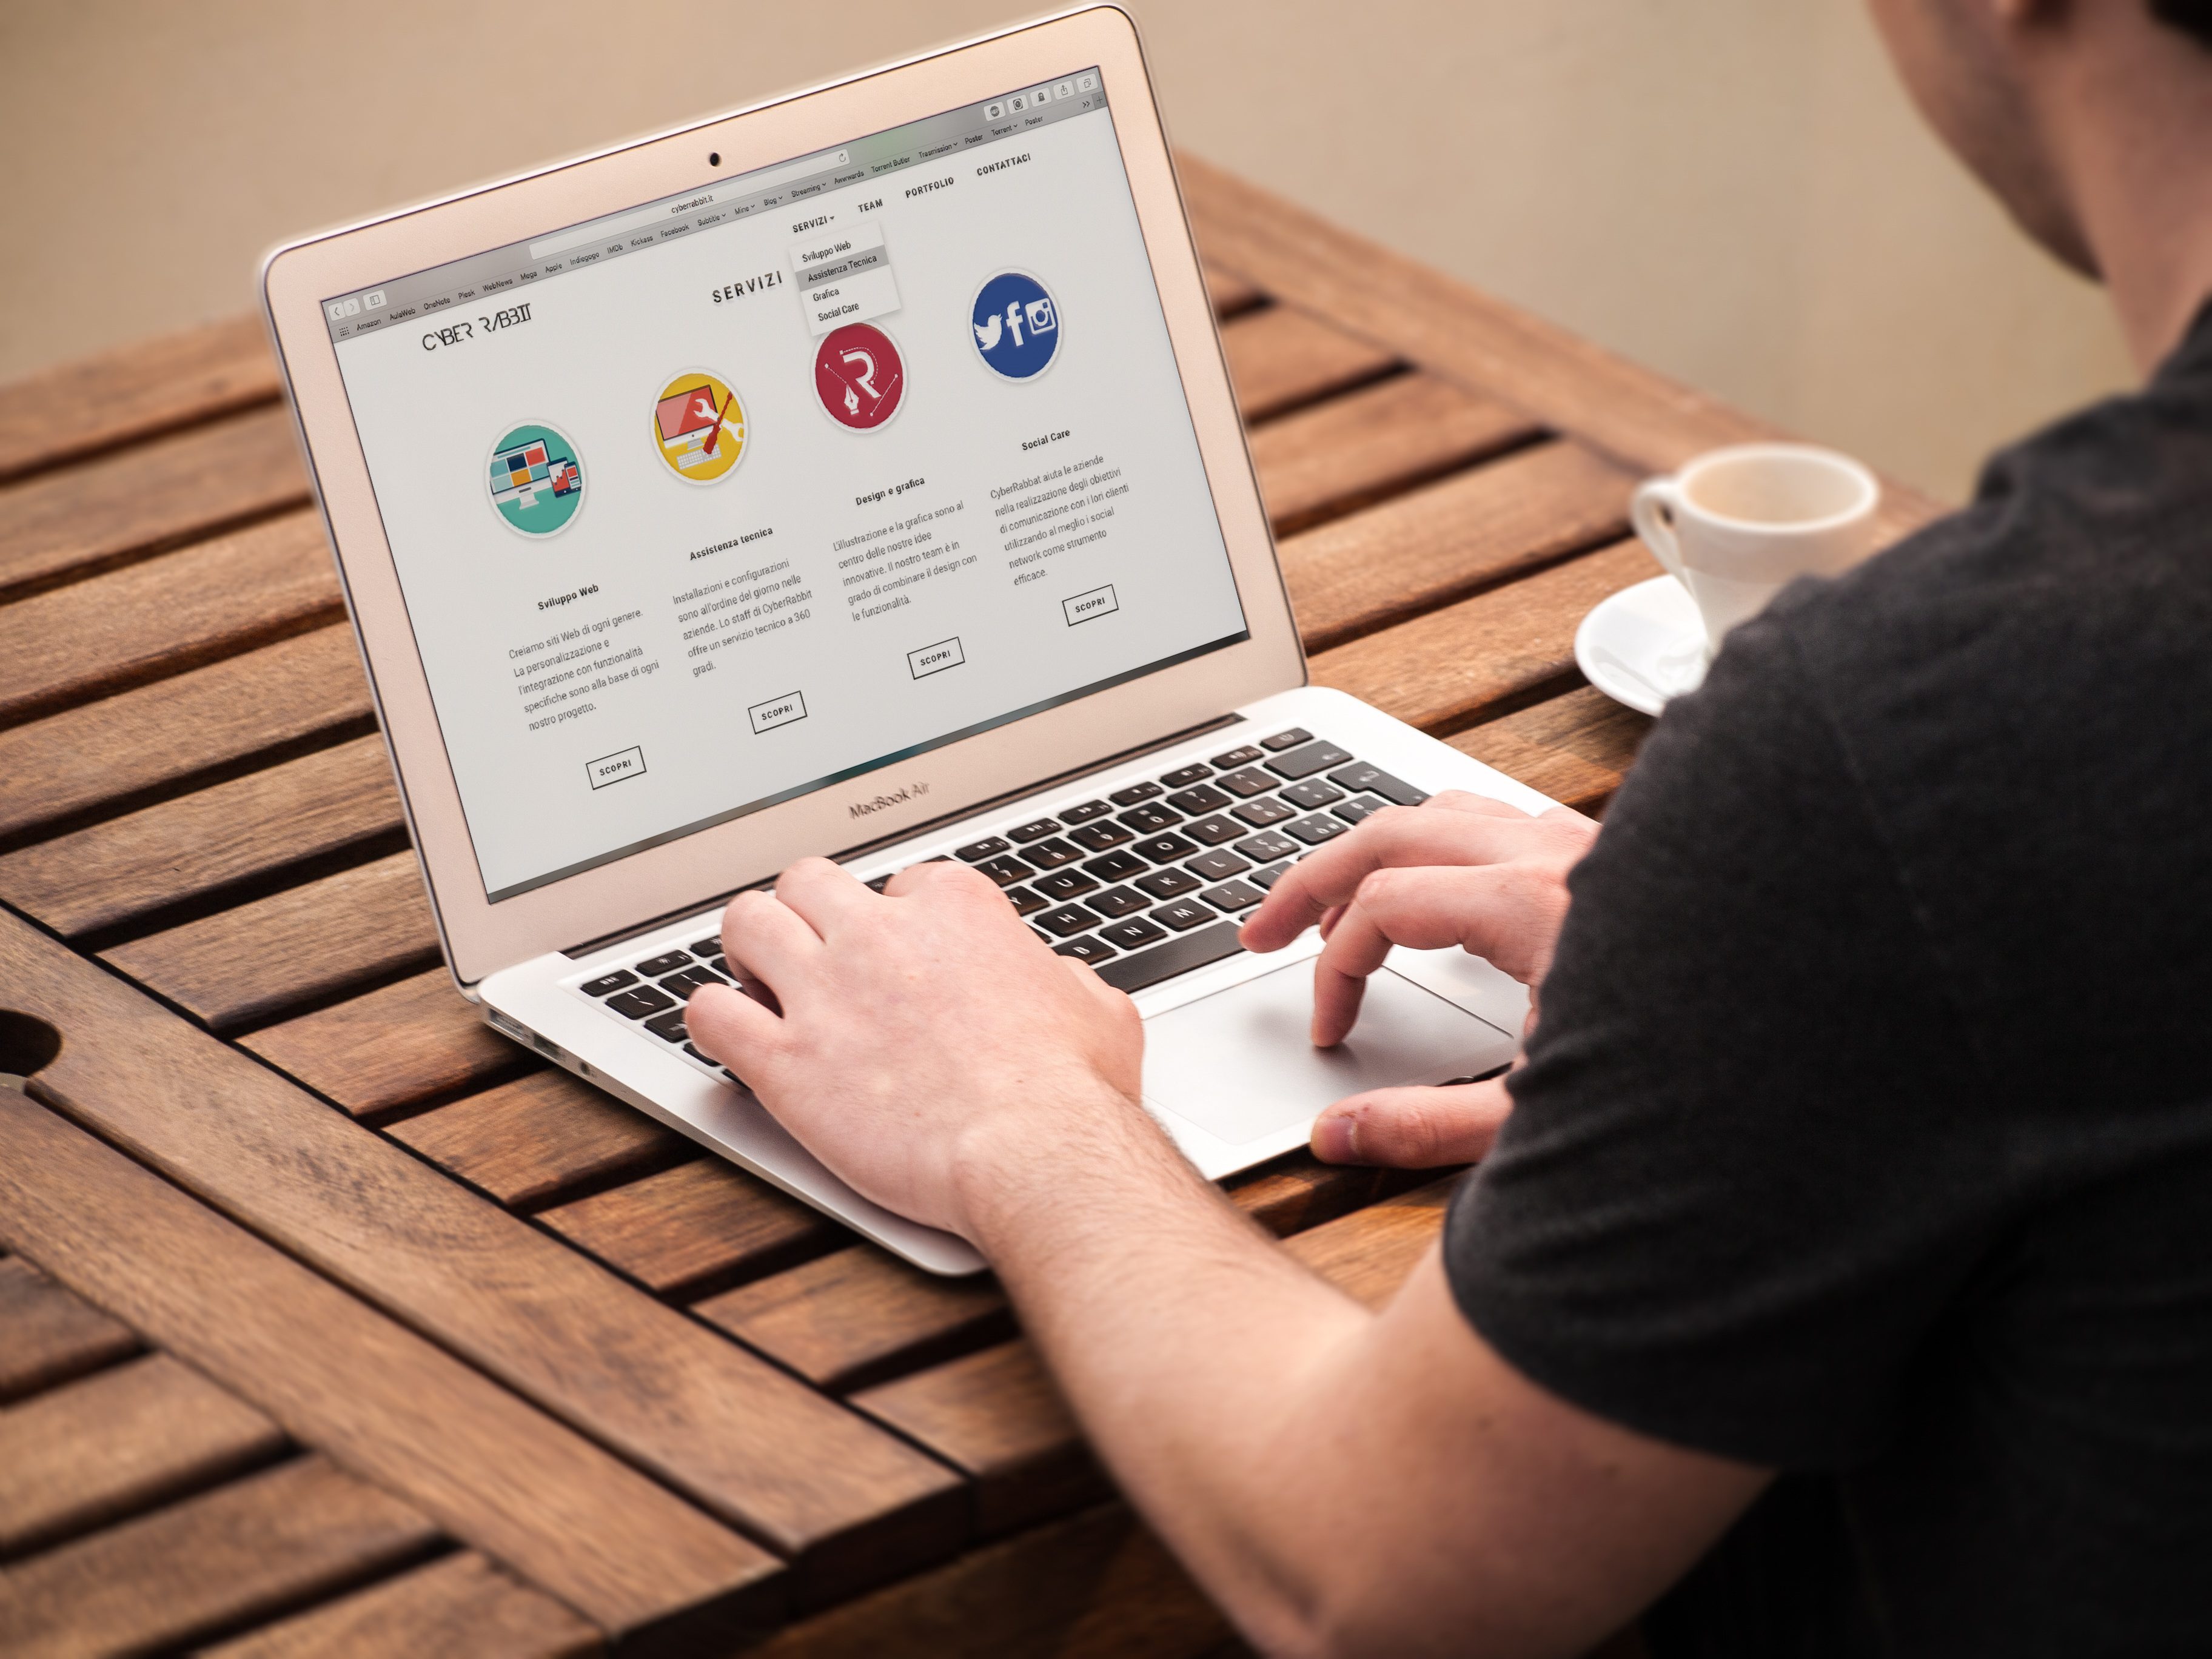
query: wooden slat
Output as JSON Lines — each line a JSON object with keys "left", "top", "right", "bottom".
{"left": 1222, "top": 1152, "right": 1417, "bottom": 1239}
{"left": 852, "top": 1344, "right": 1098, "bottom": 1539}
{"left": 1281, "top": 440, "right": 1633, "bottom": 651}
{"left": 749, "top": 1501, "right": 1229, "bottom": 1659}
{"left": 0, "top": 1352, "right": 287, "bottom": 1556}
{"left": 104, "top": 850, "right": 438, "bottom": 1031}
{"left": 1218, "top": 306, "right": 1398, "bottom": 424}
{"left": 1310, "top": 537, "right": 1655, "bottom": 732}
{"left": 244, "top": 970, "right": 525, "bottom": 1120}
{"left": 1248, "top": 373, "right": 1541, "bottom": 535}
{"left": 1180, "top": 154, "right": 1954, "bottom": 541}
{"left": 0, "top": 315, "right": 281, "bottom": 484}
{"left": 694, "top": 1247, "right": 1013, "bottom": 1395}
{"left": 0, "top": 1455, "right": 441, "bottom": 1659}
{"left": 1451, "top": 685, "right": 1652, "bottom": 816}
{"left": 0, "top": 1255, "right": 138, "bottom": 1403}
{"left": 387, "top": 1069, "right": 688, "bottom": 1210}
{"left": 1280, "top": 1177, "right": 1456, "bottom": 1309}
{"left": 0, "top": 511, "right": 341, "bottom": 729}
{"left": 5, "top": 917, "right": 965, "bottom": 1598}
{"left": 0, "top": 625, "right": 372, "bottom": 849}
{"left": 0, "top": 1089, "right": 779, "bottom": 1647}
{"left": 0, "top": 405, "right": 308, "bottom": 601}
{"left": 537, "top": 1159, "right": 844, "bottom": 1300}
{"left": 201, "top": 1551, "right": 602, "bottom": 1659}
{"left": 0, "top": 734, "right": 401, "bottom": 939}
{"left": 1201, "top": 263, "right": 1264, "bottom": 320}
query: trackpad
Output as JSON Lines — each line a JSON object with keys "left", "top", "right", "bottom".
{"left": 1142, "top": 961, "right": 1518, "bottom": 1147}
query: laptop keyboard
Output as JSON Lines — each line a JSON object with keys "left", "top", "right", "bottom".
{"left": 571, "top": 726, "right": 1428, "bottom": 1074}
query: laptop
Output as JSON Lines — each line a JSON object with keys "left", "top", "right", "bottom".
{"left": 262, "top": 4, "right": 1549, "bottom": 1275}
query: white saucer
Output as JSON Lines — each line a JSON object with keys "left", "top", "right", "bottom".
{"left": 1574, "top": 575, "right": 1711, "bottom": 717}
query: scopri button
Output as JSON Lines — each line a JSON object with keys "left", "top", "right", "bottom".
{"left": 748, "top": 691, "right": 808, "bottom": 734}
{"left": 1063, "top": 585, "right": 1118, "bottom": 626}
{"left": 907, "top": 637, "right": 965, "bottom": 679}
{"left": 586, "top": 746, "right": 645, "bottom": 789}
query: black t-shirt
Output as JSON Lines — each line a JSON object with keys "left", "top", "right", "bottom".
{"left": 1446, "top": 305, "right": 2212, "bottom": 1657}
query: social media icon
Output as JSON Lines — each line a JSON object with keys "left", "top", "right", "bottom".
{"left": 971, "top": 271, "right": 1061, "bottom": 381}
{"left": 814, "top": 323, "right": 906, "bottom": 431}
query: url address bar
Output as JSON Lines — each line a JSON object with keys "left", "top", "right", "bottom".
{"left": 529, "top": 149, "right": 850, "bottom": 260}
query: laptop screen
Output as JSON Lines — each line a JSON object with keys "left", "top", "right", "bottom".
{"left": 324, "top": 70, "right": 1250, "bottom": 902}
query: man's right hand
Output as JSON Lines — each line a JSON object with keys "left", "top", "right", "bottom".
{"left": 1239, "top": 790, "right": 1597, "bottom": 1167}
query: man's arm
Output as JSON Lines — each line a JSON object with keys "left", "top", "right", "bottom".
{"left": 686, "top": 857, "right": 1765, "bottom": 1657}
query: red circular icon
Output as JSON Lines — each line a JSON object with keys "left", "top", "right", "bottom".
{"left": 813, "top": 323, "right": 906, "bottom": 431}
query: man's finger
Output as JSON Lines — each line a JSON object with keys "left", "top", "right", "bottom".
{"left": 719, "top": 887, "right": 825, "bottom": 1000}
{"left": 1309, "top": 1076, "right": 1513, "bottom": 1168}
{"left": 1423, "top": 789, "right": 1530, "bottom": 819}
{"left": 774, "top": 856, "right": 878, "bottom": 936}
{"left": 683, "top": 980, "right": 786, "bottom": 1083}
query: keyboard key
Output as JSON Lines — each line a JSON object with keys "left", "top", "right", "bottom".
{"left": 1068, "top": 820, "right": 1133, "bottom": 852}
{"left": 606, "top": 986, "right": 676, "bottom": 1019}
{"left": 1182, "top": 814, "right": 1245, "bottom": 846}
{"left": 1096, "top": 920, "right": 1245, "bottom": 992}
{"left": 644, "top": 1009, "right": 690, "bottom": 1043}
{"left": 1327, "top": 763, "right": 1429, "bottom": 806}
{"left": 1082, "top": 848, "right": 1147, "bottom": 881}
{"left": 1033, "top": 869, "right": 1099, "bottom": 901}
{"left": 974, "top": 855, "right": 1036, "bottom": 888}
{"left": 1333, "top": 794, "right": 1389, "bottom": 826}
{"left": 1215, "top": 766, "right": 1276, "bottom": 797}
{"left": 1280, "top": 777, "right": 1345, "bottom": 809}
{"left": 1135, "top": 867, "right": 1203, "bottom": 900}
{"left": 1234, "top": 830, "right": 1300, "bottom": 863}
{"left": 1260, "top": 728, "right": 1312, "bottom": 751}
{"left": 659, "top": 965, "right": 728, "bottom": 997}
{"left": 1211, "top": 744, "right": 1264, "bottom": 769}
{"left": 1035, "top": 905, "right": 1098, "bottom": 938}
{"left": 1100, "top": 916, "right": 1168, "bottom": 950}
{"left": 1159, "top": 763, "right": 1212, "bottom": 788}
{"left": 682, "top": 1042, "right": 723, "bottom": 1070}
{"left": 1249, "top": 860, "right": 1293, "bottom": 890}
{"left": 1185, "top": 848, "right": 1251, "bottom": 880}
{"left": 1061, "top": 799, "right": 1111, "bottom": 823}
{"left": 1022, "top": 837, "right": 1084, "bottom": 870}
{"left": 1007, "top": 818, "right": 1060, "bottom": 843}
{"left": 1165, "top": 783, "right": 1231, "bottom": 816}
{"left": 1232, "top": 796, "right": 1296, "bottom": 827}
{"left": 1153, "top": 898, "right": 1215, "bottom": 931}
{"left": 955, "top": 836, "right": 1013, "bottom": 862}
{"left": 1266, "top": 740, "right": 1355, "bottom": 780}
{"left": 865, "top": 874, "right": 893, "bottom": 893}
{"left": 1132, "top": 831, "right": 1200, "bottom": 863}
{"left": 1284, "top": 812, "right": 1350, "bottom": 846}
{"left": 635, "top": 951, "right": 692, "bottom": 977}
{"left": 1087, "top": 885, "right": 1150, "bottom": 919}
{"left": 1118, "top": 802, "right": 1181, "bottom": 834}
{"left": 578, "top": 970, "right": 638, "bottom": 997}
{"left": 1004, "top": 885, "right": 1047, "bottom": 916}
{"left": 1200, "top": 879, "right": 1267, "bottom": 913}
{"left": 1054, "top": 935, "right": 1118, "bottom": 964}
{"left": 688, "top": 936, "right": 722, "bottom": 957}
{"left": 1109, "top": 780, "right": 1163, "bottom": 806}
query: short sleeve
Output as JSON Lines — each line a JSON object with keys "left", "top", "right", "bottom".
{"left": 1444, "top": 603, "right": 1996, "bottom": 1469}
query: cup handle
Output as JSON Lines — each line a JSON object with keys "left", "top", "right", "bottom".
{"left": 1631, "top": 477, "right": 1690, "bottom": 585}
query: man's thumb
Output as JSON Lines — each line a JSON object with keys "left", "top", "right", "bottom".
{"left": 1310, "top": 1078, "right": 1512, "bottom": 1168}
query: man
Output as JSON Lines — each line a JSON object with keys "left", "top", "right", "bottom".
{"left": 689, "top": 1, "right": 2212, "bottom": 1651}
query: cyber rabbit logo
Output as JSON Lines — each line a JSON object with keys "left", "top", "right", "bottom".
{"left": 971, "top": 270, "right": 1061, "bottom": 381}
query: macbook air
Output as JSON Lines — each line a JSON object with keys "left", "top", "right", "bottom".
{"left": 262, "top": 5, "right": 1549, "bottom": 1273}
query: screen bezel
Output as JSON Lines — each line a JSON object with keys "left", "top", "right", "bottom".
{"left": 261, "top": 4, "right": 1305, "bottom": 989}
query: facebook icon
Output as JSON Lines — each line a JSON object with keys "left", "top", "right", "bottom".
{"left": 970, "top": 271, "right": 1062, "bottom": 380}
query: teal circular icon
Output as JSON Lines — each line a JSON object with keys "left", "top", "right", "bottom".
{"left": 486, "top": 422, "right": 585, "bottom": 537}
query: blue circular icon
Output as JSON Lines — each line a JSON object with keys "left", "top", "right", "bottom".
{"left": 970, "top": 272, "right": 1061, "bottom": 380}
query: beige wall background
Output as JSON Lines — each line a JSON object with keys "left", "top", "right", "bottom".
{"left": 1, "top": 0, "right": 2134, "bottom": 500}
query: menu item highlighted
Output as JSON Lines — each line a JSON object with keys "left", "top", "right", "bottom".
{"left": 908, "top": 637, "right": 966, "bottom": 679}
{"left": 748, "top": 691, "right": 808, "bottom": 734}
{"left": 588, "top": 746, "right": 646, "bottom": 788}
{"left": 1064, "top": 584, "right": 1119, "bottom": 625}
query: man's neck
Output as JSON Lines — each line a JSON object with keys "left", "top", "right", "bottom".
{"left": 2037, "top": 22, "right": 2212, "bottom": 372}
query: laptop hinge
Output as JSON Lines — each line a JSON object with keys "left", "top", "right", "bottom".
{"left": 560, "top": 710, "right": 1247, "bottom": 959}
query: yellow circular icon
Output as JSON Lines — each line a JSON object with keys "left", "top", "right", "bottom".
{"left": 651, "top": 369, "right": 746, "bottom": 484}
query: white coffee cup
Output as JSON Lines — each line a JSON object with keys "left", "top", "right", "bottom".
{"left": 1631, "top": 443, "right": 1881, "bottom": 657}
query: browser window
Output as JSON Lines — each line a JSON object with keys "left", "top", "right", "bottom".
{"left": 329, "top": 71, "right": 1250, "bottom": 902}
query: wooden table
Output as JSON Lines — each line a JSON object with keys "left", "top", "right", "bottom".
{"left": 0, "top": 159, "right": 1939, "bottom": 1657}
